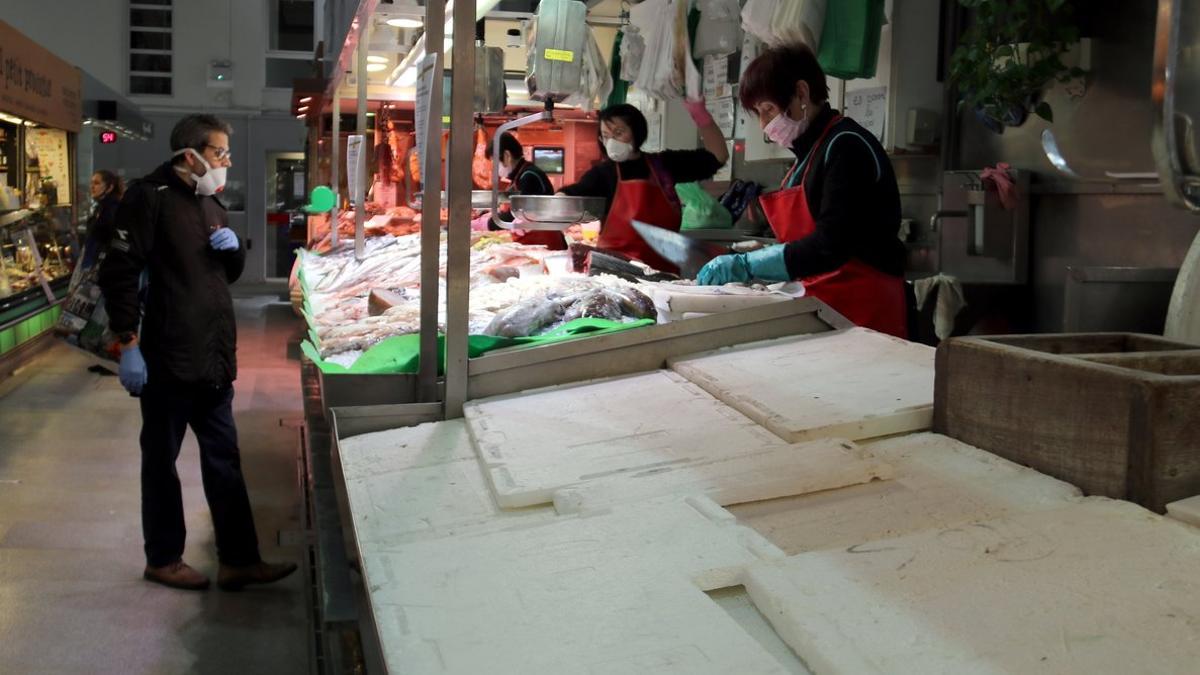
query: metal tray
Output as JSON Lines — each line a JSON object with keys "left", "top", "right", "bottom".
{"left": 414, "top": 190, "right": 503, "bottom": 211}
{"left": 508, "top": 195, "right": 606, "bottom": 229}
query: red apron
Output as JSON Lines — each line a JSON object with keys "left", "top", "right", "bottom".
{"left": 511, "top": 165, "right": 567, "bottom": 250}
{"left": 598, "top": 157, "right": 682, "bottom": 273}
{"left": 760, "top": 116, "right": 908, "bottom": 338}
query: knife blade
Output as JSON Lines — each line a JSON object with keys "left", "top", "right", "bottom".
{"left": 631, "top": 220, "right": 730, "bottom": 279}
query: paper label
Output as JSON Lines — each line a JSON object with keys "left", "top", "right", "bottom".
{"left": 544, "top": 49, "right": 575, "bottom": 63}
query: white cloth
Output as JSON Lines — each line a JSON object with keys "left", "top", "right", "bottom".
{"left": 913, "top": 274, "right": 966, "bottom": 341}
{"left": 770, "top": 0, "right": 827, "bottom": 49}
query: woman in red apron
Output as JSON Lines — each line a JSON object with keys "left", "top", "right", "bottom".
{"left": 559, "top": 103, "right": 730, "bottom": 272}
{"left": 696, "top": 44, "right": 908, "bottom": 339}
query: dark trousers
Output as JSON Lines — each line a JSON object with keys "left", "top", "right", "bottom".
{"left": 139, "top": 381, "right": 261, "bottom": 568}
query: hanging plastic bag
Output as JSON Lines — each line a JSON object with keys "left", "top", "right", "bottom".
{"left": 694, "top": 0, "right": 742, "bottom": 58}
{"left": 817, "top": 0, "right": 886, "bottom": 80}
{"left": 563, "top": 26, "right": 612, "bottom": 111}
{"left": 677, "top": 183, "right": 734, "bottom": 231}
{"left": 741, "top": 0, "right": 780, "bottom": 46}
{"left": 619, "top": 25, "right": 645, "bottom": 83}
{"left": 771, "top": 0, "right": 827, "bottom": 50}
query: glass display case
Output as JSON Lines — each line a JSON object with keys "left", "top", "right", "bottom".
{"left": 0, "top": 116, "right": 77, "bottom": 326}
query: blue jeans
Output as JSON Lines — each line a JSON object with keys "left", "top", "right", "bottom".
{"left": 139, "top": 381, "right": 261, "bottom": 567}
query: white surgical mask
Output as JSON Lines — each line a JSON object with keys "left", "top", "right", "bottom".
{"left": 764, "top": 107, "right": 809, "bottom": 149}
{"left": 173, "top": 148, "right": 227, "bottom": 196}
{"left": 604, "top": 138, "right": 635, "bottom": 163}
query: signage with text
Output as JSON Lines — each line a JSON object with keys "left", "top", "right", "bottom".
{"left": 0, "top": 21, "right": 82, "bottom": 132}
{"left": 100, "top": 130, "right": 118, "bottom": 144}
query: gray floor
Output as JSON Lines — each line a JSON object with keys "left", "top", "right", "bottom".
{"left": 0, "top": 298, "right": 310, "bottom": 674}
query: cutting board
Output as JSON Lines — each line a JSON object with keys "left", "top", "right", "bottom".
{"left": 338, "top": 421, "right": 555, "bottom": 546}
{"left": 728, "top": 433, "right": 1082, "bottom": 555}
{"left": 669, "top": 328, "right": 935, "bottom": 443}
{"left": 553, "top": 437, "right": 894, "bottom": 515}
{"left": 464, "top": 370, "right": 786, "bottom": 508}
{"left": 361, "top": 495, "right": 791, "bottom": 674}
{"left": 742, "top": 499, "right": 1200, "bottom": 674}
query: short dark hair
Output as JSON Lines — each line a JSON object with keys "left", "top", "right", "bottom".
{"left": 739, "top": 44, "right": 830, "bottom": 114}
{"left": 170, "top": 114, "right": 233, "bottom": 164}
{"left": 485, "top": 132, "right": 523, "bottom": 161}
{"left": 598, "top": 104, "right": 648, "bottom": 149}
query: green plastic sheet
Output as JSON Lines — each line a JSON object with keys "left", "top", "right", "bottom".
{"left": 301, "top": 317, "right": 656, "bottom": 375}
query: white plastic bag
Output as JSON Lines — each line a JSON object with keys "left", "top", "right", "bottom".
{"left": 694, "top": 0, "right": 743, "bottom": 58}
{"left": 563, "top": 27, "right": 613, "bottom": 111}
{"left": 771, "top": 0, "right": 827, "bottom": 49}
{"left": 619, "top": 26, "right": 645, "bottom": 83}
{"left": 741, "top": 0, "right": 780, "bottom": 46}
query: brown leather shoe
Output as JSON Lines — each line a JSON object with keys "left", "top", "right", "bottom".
{"left": 143, "top": 560, "right": 211, "bottom": 590}
{"left": 217, "top": 560, "right": 298, "bottom": 591}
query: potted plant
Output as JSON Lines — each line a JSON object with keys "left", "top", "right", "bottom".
{"left": 949, "top": 0, "right": 1087, "bottom": 133}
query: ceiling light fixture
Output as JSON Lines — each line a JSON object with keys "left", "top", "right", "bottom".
{"left": 367, "top": 55, "right": 389, "bottom": 64}
{"left": 386, "top": 17, "right": 423, "bottom": 29}
{"left": 366, "top": 62, "right": 388, "bottom": 72}
{"left": 299, "top": 96, "right": 312, "bottom": 103}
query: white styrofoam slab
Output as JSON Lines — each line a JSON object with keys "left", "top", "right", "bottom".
{"left": 668, "top": 328, "right": 935, "bottom": 443}
{"left": 338, "top": 421, "right": 555, "bottom": 546}
{"left": 553, "top": 438, "right": 894, "bottom": 515}
{"left": 743, "top": 498, "right": 1200, "bottom": 674}
{"left": 464, "top": 370, "right": 787, "bottom": 508}
{"left": 1166, "top": 495, "right": 1200, "bottom": 528}
{"left": 729, "top": 433, "right": 1083, "bottom": 555}
{"left": 361, "top": 495, "right": 790, "bottom": 674}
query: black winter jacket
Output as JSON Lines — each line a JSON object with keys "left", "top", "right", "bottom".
{"left": 98, "top": 162, "right": 245, "bottom": 387}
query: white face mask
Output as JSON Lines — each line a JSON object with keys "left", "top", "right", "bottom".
{"left": 173, "top": 148, "right": 227, "bottom": 196}
{"left": 763, "top": 107, "right": 809, "bottom": 149}
{"left": 604, "top": 138, "right": 635, "bottom": 163}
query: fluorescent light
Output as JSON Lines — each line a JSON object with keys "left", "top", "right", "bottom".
{"left": 367, "top": 112, "right": 376, "bottom": 117}
{"left": 367, "top": 55, "right": 388, "bottom": 64}
{"left": 367, "top": 62, "right": 388, "bottom": 72}
{"left": 386, "top": 17, "right": 423, "bottom": 29}
{"left": 297, "top": 106, "right": 309, "bottom": 112}
{"left": 299, "top": 96, "right": 312, "bottom": 103}
{"left": 296, "top": 113, "right": 306, "bottom": 118}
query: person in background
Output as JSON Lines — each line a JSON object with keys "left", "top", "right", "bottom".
{"left": 696, "top": 44, "right": 908, "bottom": 338}
{"left": 85, "top": 170, "right": 124, "bottom": 258}
{"left": 475, "top": 131, "right": 565, "bottom": 249}
{"left": 99, "top": 114, "right": 297, "bottom": 591}
{"left": 558, "top": 100, "right": 728, "bottom": 272}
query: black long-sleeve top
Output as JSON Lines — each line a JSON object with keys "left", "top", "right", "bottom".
{"left": 559, "top": 149, "right": 723, "bottom": 214}
{"left": 779, "top": 103, "right": 907, "bottom": 278}
{"left": 98, "top": 162, "right": 245, "bottom": 387}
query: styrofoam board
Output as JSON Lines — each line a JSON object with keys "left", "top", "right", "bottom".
{"left": 728, "top": 433, "right": 1083, "bottom": 555}
{"left": 668, "top": 328, "right": 935, "bottom": 443}
{"left": 742, "top": 498, "right": 1200, "bottom": 674}
{"left": 1166, "top": 495, "right": 1200, "bottom": 528}
{"left": 339, "top": 420, "right": 555, "bottom": 546}
{"left": 360, "top": 495, "right": 791, "bottom": 674}
{"left": 553, "top": 438, "right": 894, "bottom": 515}
{"left": 338, "top": 420, "right": 479, "bottom": 480}
{"left": 464, "top": 370, "right": 787, "bottom": 508}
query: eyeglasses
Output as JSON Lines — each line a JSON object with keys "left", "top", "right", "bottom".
{"left": 204, "top": 143, "right": 232, "bottom": 160}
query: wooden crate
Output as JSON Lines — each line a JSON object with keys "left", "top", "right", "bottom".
{"left": 933, "top": 333, "right": 1200, "bottom": 512}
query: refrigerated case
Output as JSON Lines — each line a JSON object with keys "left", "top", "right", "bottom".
{"left": 0, "top": 21, "right": 83, "bottom": 363}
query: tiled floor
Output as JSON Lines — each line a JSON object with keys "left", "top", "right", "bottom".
{"left": 0, "top": 297, "right": 310, "bottom": 674}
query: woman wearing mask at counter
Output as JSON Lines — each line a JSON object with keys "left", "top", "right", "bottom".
{"left": 697, "top": 44, "right": 908, "bottom": 338}
{"left": 558, "top": 101, "right": 729, "bottom": 272}
{"left": 474, "top": 131, "right": 566, "bottom": 250}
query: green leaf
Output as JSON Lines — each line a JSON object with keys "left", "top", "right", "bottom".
{"left": 1034, "top": 102, "right": 1054, "bottom": 123}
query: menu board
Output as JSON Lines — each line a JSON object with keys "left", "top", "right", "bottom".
{"left": 27, "top": 127, "right": 71, "bottom": 205}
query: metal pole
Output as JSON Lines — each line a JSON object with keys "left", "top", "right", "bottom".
{"left": 354, "top": 27, "right": 368, "bottom": 261}
{"left": 418, "top": 0, "right": 446, "bottom": 404}
{"left": 330, "top": 93, "right": 340, "bottom": 249}
{"left": 444, "top": 0, "right": 477, "bottom": 418}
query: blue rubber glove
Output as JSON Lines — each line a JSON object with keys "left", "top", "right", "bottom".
{"left": 119, "top": 345, "right": 148, "bottom": 396}
{"left": 210, "top": 227, "right": 239, "bottom": 251}
{"left": 697, "top": 244, "right": 792, "bottom": 285}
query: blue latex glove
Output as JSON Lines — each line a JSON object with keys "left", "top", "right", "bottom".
{"left": 210, "top": 227, "right": 239, "bottom": 251}
{"left": 697, "top": 244, "right": 792, "bottom": 285}
{"left": 119, "top": 345, "right": 147, "bottom": 396}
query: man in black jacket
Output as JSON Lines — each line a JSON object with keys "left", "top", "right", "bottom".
{"left": 99, "top": 114, "right": 296, "bottom": 591}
